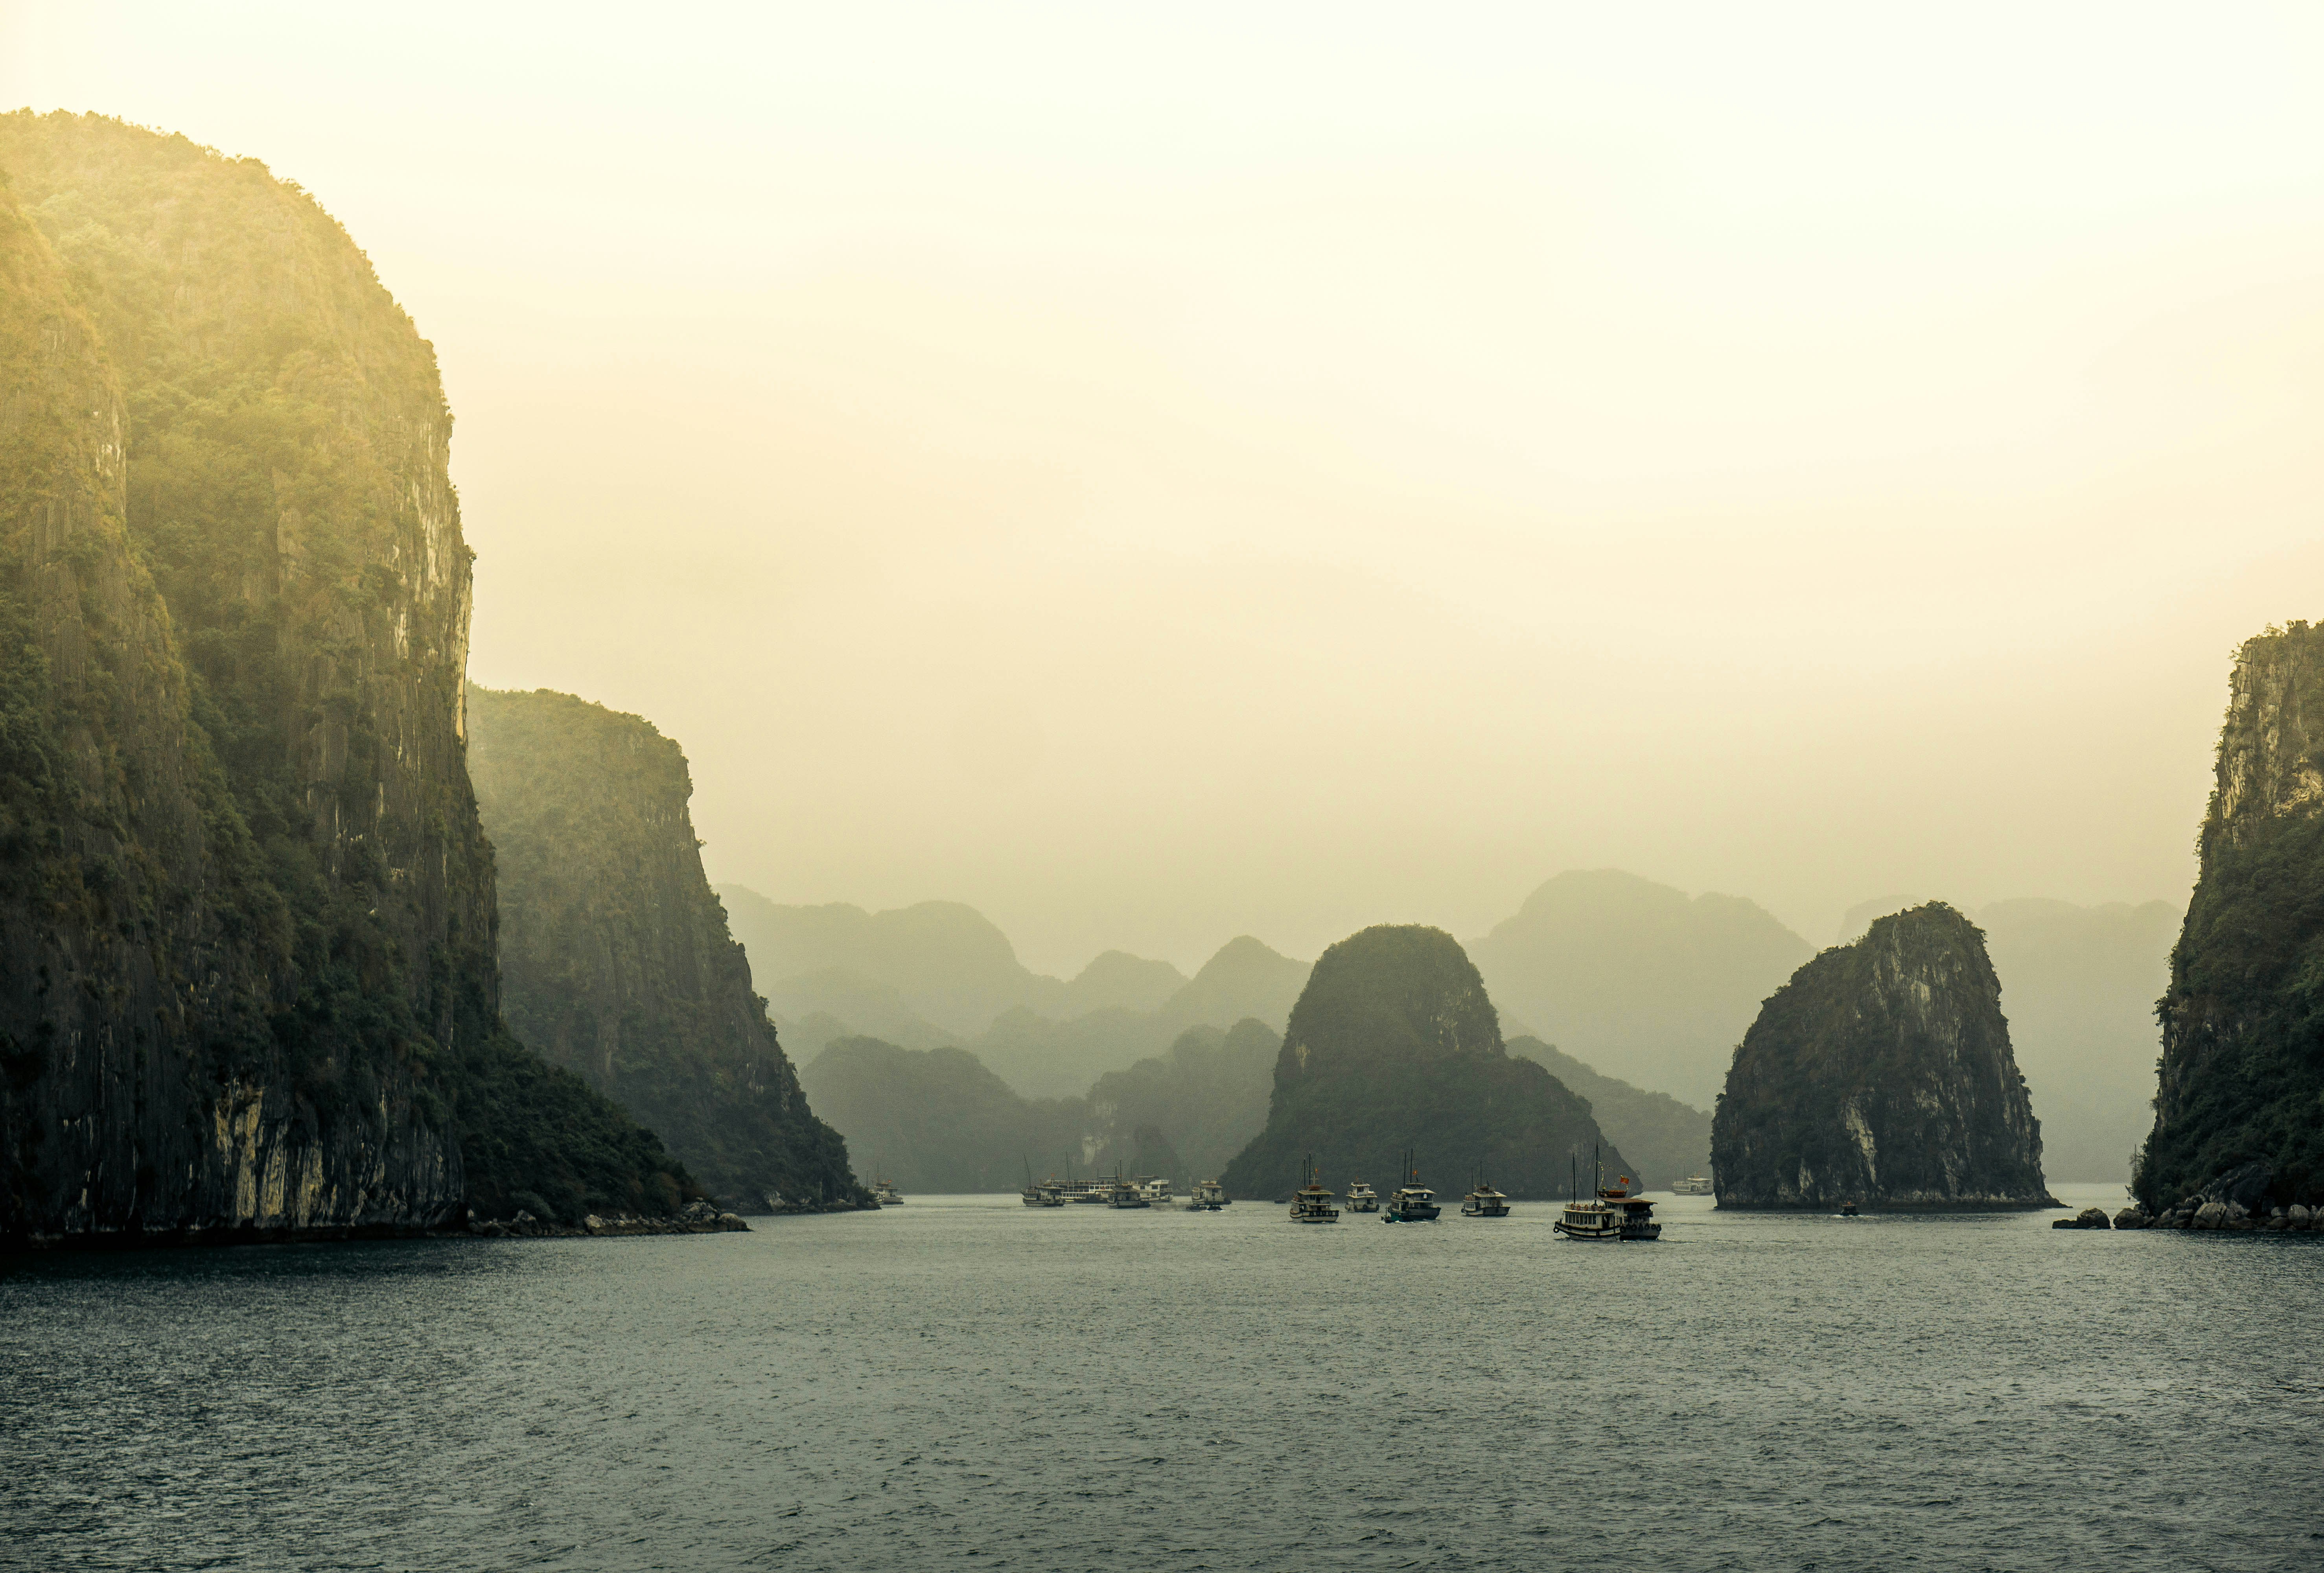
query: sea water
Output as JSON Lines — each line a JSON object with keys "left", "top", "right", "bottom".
{"left": 4, "top": 1183, "right": 2319, "bottom": 1571}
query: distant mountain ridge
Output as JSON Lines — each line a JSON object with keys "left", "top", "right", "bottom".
{"left": 721, "top": 886, "right": 1309, "bottom": 1098}
{"left": 1506, "top": 1038, "right": 1711, "bottom": 1188}
{"left": 799, "top": 1019, "right": 1282, "bottom": 1193}
{"left": 1468, "top": 870, "right": 1815, "bottom": 1107}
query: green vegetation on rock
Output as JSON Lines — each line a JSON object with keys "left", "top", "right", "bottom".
{"left": 466, "top": 687, "right": 867, "bottom": 1210}
{"left": 1220, "top": 926, "right": 1624, "bottom": 1200}
{"left": 0, "top": 112, "right": 689, "bottom": 1236}
{"left": 1712, "top": 903, "right": 2053, "bottom": 1210}
{"left": 2139, "top": 623, "right": 2324, "bottom": 1210}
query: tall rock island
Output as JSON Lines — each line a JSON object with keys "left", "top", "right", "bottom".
{"left": 466, "top": 687, "right": 866, "bottom": 1210}
{"left": 2139, "top": 624, "right": 2324, "bottom": 1213}
{"left": 0, "top": 112, "right": 690, "bottom": 1241}
{"left": 1711, "top": 903, "right": 2053, "bottom": 1209}
{"left": 1219, "top": 925, "right": 1624, "bottom": 1199}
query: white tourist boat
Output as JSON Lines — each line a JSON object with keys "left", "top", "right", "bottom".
{"left": 873, "top": 1177, "right": 904, "bottom": 1206}
{"left": 1460, "top": 1171, "right": 1511, "bottom": 1218}
{"left": 1136, "top": 1177, "right": 1173, "bottom": 1207}
{"left": 1289, "top": 1163, "right": 1340, "bottom": 1223}
{"left": 1344, "top": 1179, "right": 1380, "bottom": 1214}
{"left": 1384, "top": 1149, "right": 1440, "bottom": 1221}
{"left": 1670, "top": 1175, "right": 1714, "bottom": 1197}
{"left": 1107, "top": 1171, "right": 1150, "bottom": 1209}
{"left": 1184, "top": 1179, "right": 1226, "bottom": 1211}
{"left": 1022, "top": 1162, "right": 1063, "bottom": 1207}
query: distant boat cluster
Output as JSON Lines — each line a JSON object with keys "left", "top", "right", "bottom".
{"left": 871, "top": 1153, "right": 1670, "bottom": 1239}
{"left": 1272, "top": 1149, "right": 1659, "bottom": 1238}
{"left": 1016, "top": 1168, "right": 1214, "bottom": 1210}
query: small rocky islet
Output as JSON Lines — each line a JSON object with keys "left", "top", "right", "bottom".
{"left": 1710, "top": 903, "right": 2056, "bottom": 1212}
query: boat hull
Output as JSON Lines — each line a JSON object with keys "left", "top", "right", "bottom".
{"left": 1552, "top": 1220, "right": 1661, "bottom": 1241}
{"left": 1384, "top": 1207, "right": 1441, "bottom": 1222}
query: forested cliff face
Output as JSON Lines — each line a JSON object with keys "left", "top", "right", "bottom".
{"left": 465, "top": 686, "right": 866, "bottom": 1210}
{"left": 1712, "top": 904, "right": 2053, "bottom": 1210}
{"left": 2140, "top": 624, "right": 2324, "bottom": 1211}
{"left": 1219, "top": 926, "right": 1625, "bottom": 1199}
{"left": 0, "top": 114, "right": 689, "bottom": 1240}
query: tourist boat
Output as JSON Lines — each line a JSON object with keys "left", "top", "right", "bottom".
{"left": 1460, "top": 1168, "right": 1511, "bottom": 1218}
{"left": 1384, "top": 1151, "right": 1440, "bottom": 1222}
{"left": 1670, "top": 1175, "right": 1714, "bottom": 1196}
{"left": 1021, "top": 1162, "right": 1063, "bottom": 1208}
{"left": 1839, "top": 1201, "right": 1860, "bottom": 1217}
{"left": 1554, "top": 1153, "right": 1659, "bottom": 1241}
{"left": 873, "top": 1177, "right": 904, "bottom": 1207}
{"left": 1107, "top": 1171, "right": 1150, "bottom": 1209}
{"left": 1289, "top": 1162, "right": 1340, "bottom": 1223}
{"left": 1185, "top": 1179, "right": 1226, "bottom": 1211}
{"left": 1344, "top": 1179, "right": 1380, "bottom": 1214}
{"left": 1136, "top": 1177, "right": 1174, "bottom": 1207}
{"left": 1057, "top": 1173, "right": 1107, "bottom": 1204}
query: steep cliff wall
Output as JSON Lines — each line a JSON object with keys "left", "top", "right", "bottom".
{"left": 465, "top": 686, "right": 866, "bottom": 1209}
{"left": 1712, "top": 903, "right": 2053, "bottom": 1210}
{"left": 0, "top": 114, "right": 689, "bottom": 1240}
{"left": 2139, "top": 623, "right": 2324, "bottom": 1212}
{"left": 1219, "top": 925, "right": 1624, "bottom": 1199}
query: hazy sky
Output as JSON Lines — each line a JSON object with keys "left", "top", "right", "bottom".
{"left": 9, "top": 3, "right": 2324, "bottom": 973}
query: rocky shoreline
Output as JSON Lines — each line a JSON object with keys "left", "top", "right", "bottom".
{"left": 458, "top": 1199, "right": 752, "bottom": 1238}
{"left": 2060, "top": 1162, "right": 2322, "bottom": 1232}
{"left": 2104, "top": 1201, "right": 2322, "bottom": 1232}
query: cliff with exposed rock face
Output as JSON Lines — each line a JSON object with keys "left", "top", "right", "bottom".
{"left": 1711, "top": 903, "right": 2053, "bottom": 1210}
{"left": 2137, "top": 623, "right": 2324, "bottom": 1218}
{"left": 1219, "top": 925, "right": 1624, "bottom": 1200}
{"left": 0, "top": 113, "right": 690, "bottom": 1242}
{"left": 466, "top": 686, "right": 867, "bottom": 1210}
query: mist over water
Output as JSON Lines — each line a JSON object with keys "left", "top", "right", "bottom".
{"left": 7, "top": 1191, "right": 2318, "bottom": 1571}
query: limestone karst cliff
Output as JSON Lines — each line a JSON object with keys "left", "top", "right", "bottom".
{"left": 1219, "top": 925, "right": 1625, "bottom": 1200}
{"left": 1711, "top": 903, "right": 2053, "bottom": 1210}
{"left": 465, "top": 686, "right": 866, "bottom": 1210}
{"left": 0, "top": 113, "right": 690, "bottom": 1241}
{"left": 2139, "top": 623, "right": 2324, "bottom": 1211}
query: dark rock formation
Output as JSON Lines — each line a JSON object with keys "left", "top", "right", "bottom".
{"left": 0, "top": 112, "right": 689, "bottom": 1244}
{"left": 1219, "top": 926, "right": 1626, "bottom": 1200}
{"left": 2051, "top": 1206, "right": 2112, "bottom": 1229}
{"left": 1711, "top": 903, "right": 2055, "bottom": 1210}
{"left": 2139, "top": 623, "right": 2324, "bottom": 1212}
{"left": 465, "top": 687, "right": 868, "bottom": 1211}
